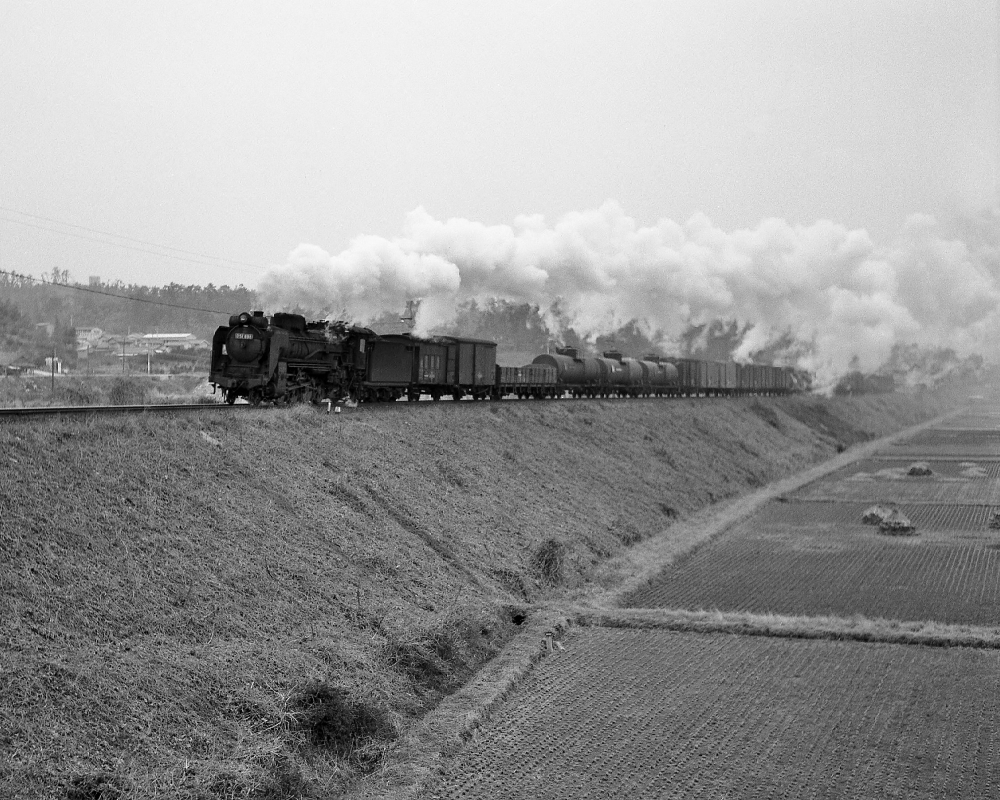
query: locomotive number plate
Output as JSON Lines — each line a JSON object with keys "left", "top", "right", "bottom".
{"left": 234, "top": 332, "right": 256, "bottom": 340}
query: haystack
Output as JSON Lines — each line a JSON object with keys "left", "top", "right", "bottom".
{"left": 878, "top": 509, "right": 917, "bottom": 536}
{"left": 861, "top": 504, "right": 894, "bottom": 525}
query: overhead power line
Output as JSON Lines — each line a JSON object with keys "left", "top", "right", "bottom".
{"left": 0, "top": 206, "right": 269, "bottom": 273}
{"left": 0, "top": 269, "right": 234, "bottom": 316}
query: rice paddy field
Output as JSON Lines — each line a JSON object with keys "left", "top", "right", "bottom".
{"left": 623, "top": 499, "right": 1000, "bottom": 623}
{"left": 418, "top": 399, "right": 1000, "bottom": 800}
{"left": 624, "top": 450, "right": 1000, "bottom": 623}
{"left": 430, "top": 629, "right": 1000, "bottom": 800}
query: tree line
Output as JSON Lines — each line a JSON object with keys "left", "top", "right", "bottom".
{"left": 0, "top": 271, "right": 257, "bottom": 366}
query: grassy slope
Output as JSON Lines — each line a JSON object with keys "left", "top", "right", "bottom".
{"left": 0, "top": 391, "right": 953, "bottom": 798}
{"left": 0, "top": 374, "right": 213, "bottom": 408}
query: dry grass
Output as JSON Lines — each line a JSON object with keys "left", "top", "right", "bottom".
{"left": 0, "top": 374, "right": 210, "bottom": 408}
{"left": 531, "top": 539, "right": 566, "bottom": 585}
{"left": 0, "top": 389, "right": 960, "bottom": 798}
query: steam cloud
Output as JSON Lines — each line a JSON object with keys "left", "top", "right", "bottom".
{"left": 257, "top": 201, "right": 1000, "bottom": 386}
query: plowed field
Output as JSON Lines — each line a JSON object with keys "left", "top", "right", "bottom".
{"left": 886, "top": 433, "right": 1000, "bottom": 458}
{"left": 903, "top": 429, "right": 1000, "bottom": 446}
{"left": 791, "top": 458, "right": 1000, "bottom": 504}
{"left": 885, "top": 418, "right": 1000, "bottom": 457}
{"left": 937, "top": 413, "right": 1000, "bottom": 428}
{"left": 430, "top": 629, "right": 1000, "bottom": 800}
{"left": 623, "top": 513, "right": 1000, "bottom": 621}
{"left": 625, "top": 446, "right": 1000, "bottom": 621}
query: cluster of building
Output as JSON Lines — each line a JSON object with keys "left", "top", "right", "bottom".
{"left": 75, "top": 328, "right": 211, "bottom": 360}
{"left": 1, "top": 327, "right": 213, "bottom": 376}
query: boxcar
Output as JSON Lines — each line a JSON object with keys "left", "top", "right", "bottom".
{"left": 361, "top": 333, "right": 497, "bottom": 401}
{"left": 443, "top": 337, "right": 496, "bottom": 394}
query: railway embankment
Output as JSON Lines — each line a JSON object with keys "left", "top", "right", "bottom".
{"left": 0, "top": 389, "right": 966, "bottom": 798}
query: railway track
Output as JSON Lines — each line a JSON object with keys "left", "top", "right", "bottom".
{"left": 0, "top": 402, "right": 243, "bottom": 419}
{"left": 0, "top": 389, "right": 778, "bottom": 420}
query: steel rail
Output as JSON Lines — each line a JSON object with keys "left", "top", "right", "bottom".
{"left": 0, "top": 402, "right": 244, "bottom": 418}
{"left": 0, "top": 390, "right": 785, "bottom": 419}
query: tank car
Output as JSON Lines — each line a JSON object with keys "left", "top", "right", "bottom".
{"left": 532, "top": 347, "right": 680, "bottom": 397}
{"left": 532, "top": 347, "right": 606, "bottom": 397}
{"left": 638, "top": 355, "right": 680, "bottom": 396}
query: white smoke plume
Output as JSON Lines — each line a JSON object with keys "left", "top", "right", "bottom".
{"left": 257, "top": 201, "right": 1000, "bottom": 387}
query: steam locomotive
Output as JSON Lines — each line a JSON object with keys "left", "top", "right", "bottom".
{"left": 209, "top": 310, "right": 808, "bottom": 405}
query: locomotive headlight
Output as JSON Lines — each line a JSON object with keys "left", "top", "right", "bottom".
{"left": 238, "top": 312, "right": 250, "bottom": 325}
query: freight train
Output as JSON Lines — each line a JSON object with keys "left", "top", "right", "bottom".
{"left": 209, "top": 310, "right": 809, "bottom": 405}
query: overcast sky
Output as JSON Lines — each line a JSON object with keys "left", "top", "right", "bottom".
{"left": 1, "top": 0, "right": 997, "bottom": 289}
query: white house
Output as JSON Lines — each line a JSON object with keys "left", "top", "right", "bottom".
{"left": 76, "top": 327, "right": 103, "bottom": 345}
{"left": 141, "top": 333, "right": 206, "bottom": 351}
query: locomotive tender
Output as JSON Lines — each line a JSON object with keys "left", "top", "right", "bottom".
{"left": 209, "top": 311, "right": 807, "bottom": 405}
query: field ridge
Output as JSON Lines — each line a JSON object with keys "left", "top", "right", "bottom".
{"left": 572, "top": 607, "right": 1000, "bottom": 649}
